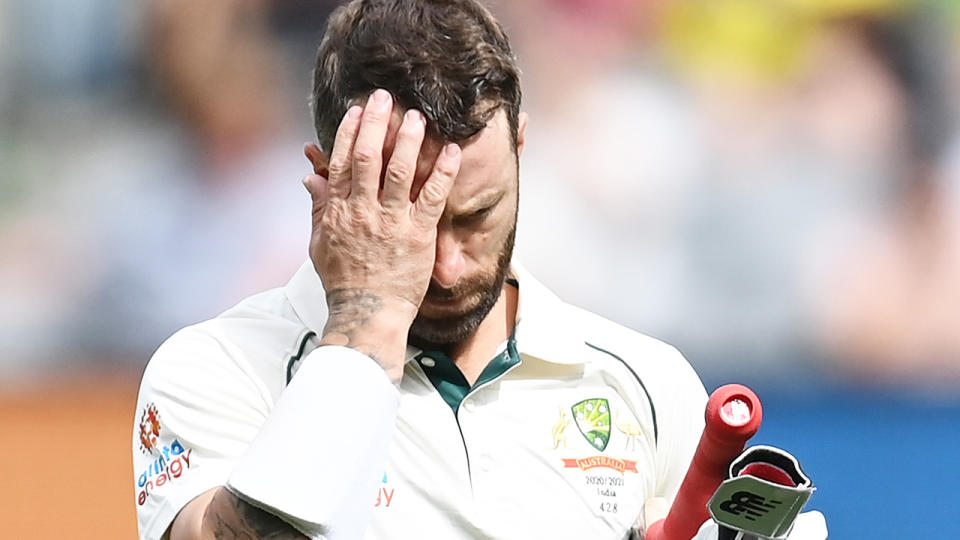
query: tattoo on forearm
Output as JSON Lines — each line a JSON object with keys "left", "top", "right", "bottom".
{"left": 207, "top": 490, "right": 308, "bottom": 540}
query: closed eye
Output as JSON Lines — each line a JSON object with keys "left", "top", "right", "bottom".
{"left": 452, "top": 205, "right": 494, "bottom": 227}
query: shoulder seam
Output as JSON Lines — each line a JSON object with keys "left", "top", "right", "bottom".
{"left": 584, "top": 341, "right": 659, "bottom": 445}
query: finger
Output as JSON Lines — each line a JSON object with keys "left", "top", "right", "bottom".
{"left": 413, "top": 143, "right": 461, "bottom": 228}
{"left": 303, "top": 174, "right": 329, "bottom": 211}
{"left": 303, "top": 174, "right": 330, "bottom": 230}
{"left": 380, "top": 109, "right": 426, "bottom": 210}
{"left": 351, "top": 89, "right": 393, "bottom": 202}
{"left": 326, "top": 105, "right": 363, "bottom": 199}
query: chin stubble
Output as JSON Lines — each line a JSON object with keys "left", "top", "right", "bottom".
{"left": 408, "top": 222, "right": 516, "bottom": 347}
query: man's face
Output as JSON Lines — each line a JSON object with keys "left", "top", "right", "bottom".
{"left": 389, "top": 109, "right": 524, "bottom": 348}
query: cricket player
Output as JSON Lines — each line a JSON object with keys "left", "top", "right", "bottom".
{"left": 133, "top": 1, "right": 825, "bottom": 539}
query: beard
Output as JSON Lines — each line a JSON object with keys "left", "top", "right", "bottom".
{"left": 408, "top": 222, "right": 516, "bottom": 349}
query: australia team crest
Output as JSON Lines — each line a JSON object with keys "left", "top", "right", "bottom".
{"left": 571, "top": 398, "right": 611, "bottom": 451}
{"left": 556, "top": 396, "right": 641, "bottom": 517}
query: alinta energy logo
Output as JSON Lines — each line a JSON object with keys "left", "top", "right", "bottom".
{"left": 374, "top": 472, "right": 395, "bottom": 508}
{"left": 135, "top": 403, "right": 195, "bottom": 506}
{"left": 139, "top": 403, "right": 162, "bottom": 455}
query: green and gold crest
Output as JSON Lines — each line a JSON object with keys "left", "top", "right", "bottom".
{"left": 571, "top": 398, "right": 611, "bottom": 451}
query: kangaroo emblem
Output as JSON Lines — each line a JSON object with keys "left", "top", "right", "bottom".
{"left": 552, "top": 409, "right": 571, "bottom": 449}
{"left": 615, "top": 408, "right": 643, "bottom": 451}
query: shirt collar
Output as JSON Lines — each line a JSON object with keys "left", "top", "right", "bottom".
{"left": 285, "top": 259, "right": 586, "bottom": 367}
{"left": 510, "top": 261, "right": 586, "bottom": 365}
{"left": 285, "top": 261, "right": 329, "bottom": 335}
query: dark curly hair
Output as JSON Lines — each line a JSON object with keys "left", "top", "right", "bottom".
{"left": 311, "top": 0, "right": 522, "bottom": 154}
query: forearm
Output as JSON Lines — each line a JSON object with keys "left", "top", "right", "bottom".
{"left": 170, "top": 487, "right": 308, "bottom": 540}
{"left": 168, "top": 346, "right": 400, "bottom": 540}
{"left": 202, "top": 488, "right": 308, "bottom": 540}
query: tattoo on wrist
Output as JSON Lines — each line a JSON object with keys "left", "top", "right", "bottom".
{"left": 323, "top": 289, "right": 384, "bottom": 334}
{"left": 321, "top": 289, "right": 386, "bottom": 361}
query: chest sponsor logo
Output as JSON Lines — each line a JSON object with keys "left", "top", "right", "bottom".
{"left": 374, "top": 472, "right": 395, "bottom": 508}
{"left": 572, "top": 398, "right": 611, "bottom": 451}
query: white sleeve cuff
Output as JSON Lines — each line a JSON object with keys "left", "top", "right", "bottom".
{"left": 227, "top": 346, "right": 400, "bottom": 539}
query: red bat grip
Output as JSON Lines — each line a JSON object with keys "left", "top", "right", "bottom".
{"left": 645, "top": 384, "right": 763, "bottom": 540}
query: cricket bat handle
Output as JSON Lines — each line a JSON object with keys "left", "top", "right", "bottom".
{"left": 645, "top": 384, "right": 763, "bottom": 540}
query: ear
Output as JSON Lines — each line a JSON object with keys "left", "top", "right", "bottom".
{"left": 304, "top": 143, "right": 329, "bottom": 176}
{"left": 516, "top": 112, "right": 529, "bottom": 158}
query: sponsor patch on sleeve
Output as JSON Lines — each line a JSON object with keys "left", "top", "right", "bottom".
{"left": 135, "top": 403, "right": 196, "bottom": 506}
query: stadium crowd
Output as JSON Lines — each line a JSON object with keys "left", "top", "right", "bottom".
{"left": 2, "top": 0, "right": 958, "bottom": 386}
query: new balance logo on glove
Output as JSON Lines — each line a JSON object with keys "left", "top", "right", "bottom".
{"left": 717, "top": 491, "right": 782, "bottom": 522}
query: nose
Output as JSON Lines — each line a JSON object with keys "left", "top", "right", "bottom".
{"left": 432, "top": 228, "right": 465, "bottom": 289}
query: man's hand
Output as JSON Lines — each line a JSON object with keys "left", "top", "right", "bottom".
{"left": 303, "top": 89, "right": 462, "bottom": 381}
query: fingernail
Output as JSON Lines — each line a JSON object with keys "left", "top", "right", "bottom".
{"left": 445, "top": 143, "right": 461, "bottom": 157}
{"left": 347, "top": 106, "right": 362, "bottom": 120}
{"left": 372, "top": 89, "right": 391, "bottom": 106}
{"left": 406, "top": 109, "right": 424, "bottom": 125}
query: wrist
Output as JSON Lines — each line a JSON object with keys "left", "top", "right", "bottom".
{"left": 324, "top": 288, "right": 419, "bottom": 325}
{"left": 322, "top": 289, "right": 416, "bottom": 382}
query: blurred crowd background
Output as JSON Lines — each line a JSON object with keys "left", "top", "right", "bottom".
{"left": 1, "top": 0, "right": 958, "bottom": 537}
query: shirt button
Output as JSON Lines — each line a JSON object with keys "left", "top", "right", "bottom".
{"left": 477, "top": 455, "right": 493, "bottom": 472}
{"left": 420, "top": 356, "right": 436, "bottom": 368}
{"left": 462, "top": 400, "right": 476, "bottom": 413}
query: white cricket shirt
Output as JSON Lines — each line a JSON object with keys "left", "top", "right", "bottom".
{"left": 133, "top": 261, "right": 707, "bottom": 539}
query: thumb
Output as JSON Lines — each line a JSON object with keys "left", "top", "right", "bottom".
{"left": 636, "top": 497, "right": 669, "bottom": 538}
{"left": 631, "top": 497, "right": 670, "bottom": 539}
{"left": 302, "top": 174, "right": 329, "bottom": 214}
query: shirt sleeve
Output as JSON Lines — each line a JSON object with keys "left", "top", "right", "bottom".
{"left": 652, "top": 345, "right": 708, "bottom": 502}
{"left": 133, "top": 327, "right": 274, "bottom": 540}
{"left": 227, "top": 346, "right": 400, "bottom": 539}
{"left": 134, "top": 329, "right": 401, "bottom": 540}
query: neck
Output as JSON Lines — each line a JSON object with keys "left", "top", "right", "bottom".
{"left": 445, "top": 281, "right": 518, "bottom": 385}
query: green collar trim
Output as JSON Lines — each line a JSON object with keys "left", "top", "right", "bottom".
{"left": 418, "top": 333, "right": 521, "bottom": 415}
